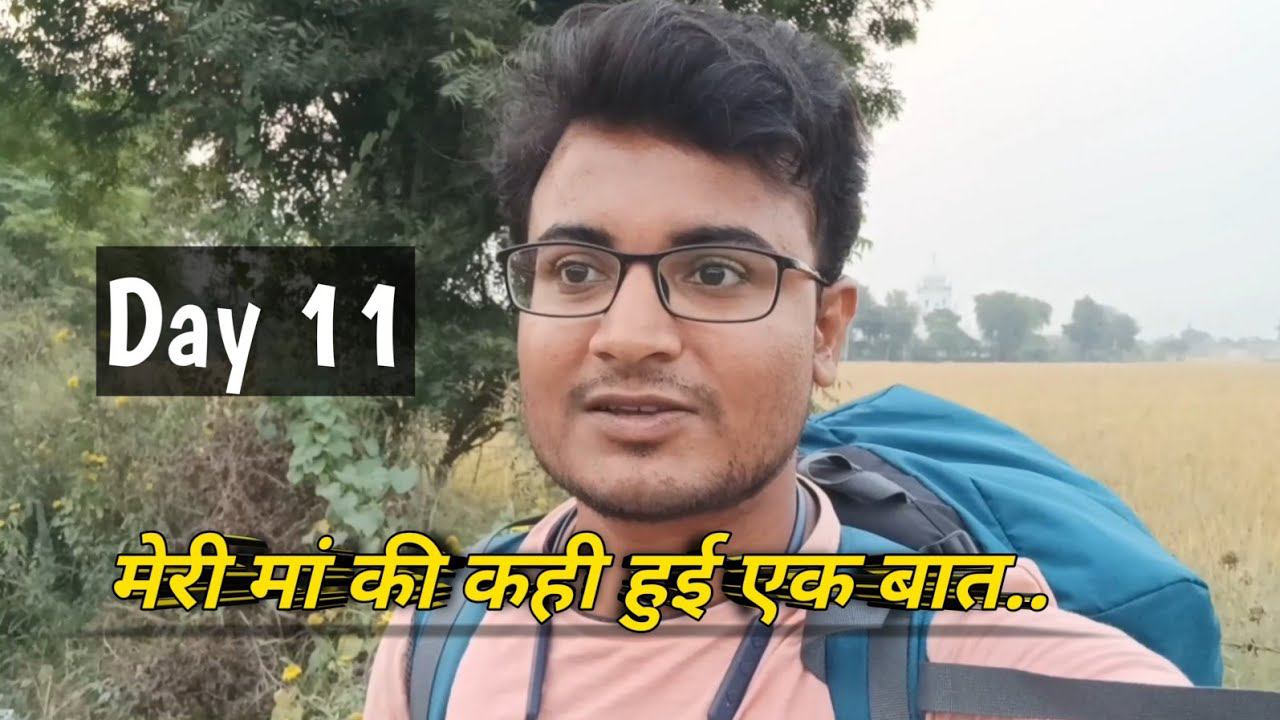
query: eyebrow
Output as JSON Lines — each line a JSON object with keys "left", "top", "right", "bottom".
{"left": 534, "top": 224, "right": 617, "bottom": 248}
{"left": 670, "top": 225, "right": 776, "bottom": 253}
{"left": 532, "top": 223, "right": 776, "bottom": 253}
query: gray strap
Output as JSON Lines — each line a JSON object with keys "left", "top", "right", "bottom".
{"left": 800, "top": 446, "right": 978, "bottom": 554}
{"left": 868, "top": 611, "right": 911, "bottom": 720}
{"left": 800, "top": 601, "right": 893, "bottom": 682}
{"left": 918, "top": 661, "right": 1280, "bottom": 720}
{"left": 408, "top": 566, "right": 475, "bottom": 720}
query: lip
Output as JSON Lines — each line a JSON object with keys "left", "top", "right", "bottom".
{"left": 581, "top": 392, "right": 698, "bottom": 444}
{"left": 582, "top": 392, "right": 697, "bottom": 414}
{"left": 584, "top": 407, "right": 695, "bottom": 444}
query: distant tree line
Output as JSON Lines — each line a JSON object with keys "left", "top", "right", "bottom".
{"left": 843, "top": 287, "right": 1278, "bottom": 362}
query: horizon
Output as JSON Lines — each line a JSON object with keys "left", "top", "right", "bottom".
{"left": 855, "top": 0, "right": 1280, "bottom": 342}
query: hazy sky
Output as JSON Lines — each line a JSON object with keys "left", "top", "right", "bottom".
{"left": 855, "top": 0, "right": 1280, "bottom": 340}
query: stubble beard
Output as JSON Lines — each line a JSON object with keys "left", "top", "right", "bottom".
{"left": 527, "top": 413, "right": 807, "bottom": 524}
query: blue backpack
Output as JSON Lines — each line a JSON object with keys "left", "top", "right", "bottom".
{"left": 403, "top": 385, "right": 1280, "bottom": 719}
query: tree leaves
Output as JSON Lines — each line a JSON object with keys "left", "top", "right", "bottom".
{"left": 974, "top": 291, "right": 1054, "bottom": 362}
{"left": 284, "top": 398, "right": 418, "bottom": 545}
{"left": 3, "top": 0, "right": 932, "bottom": 525}
{"left": 357, "top": 131, "right": 377, "bottom": 160}
{"left": 388, "top": 466, "right": 417, "bottom": 494}
{"left": 343, "top": 505, "right": 382, "bottom": 538}
{"left": 270, "top": 687, "right": 304, "bottom": 720}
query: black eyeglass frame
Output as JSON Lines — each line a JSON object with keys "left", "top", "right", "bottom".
{"left": 494, "top": 240, "right": 832, "bottom": 323}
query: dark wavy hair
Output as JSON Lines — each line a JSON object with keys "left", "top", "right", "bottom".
{"left": 488, "top": 0, "right": 869, "bottom": 282}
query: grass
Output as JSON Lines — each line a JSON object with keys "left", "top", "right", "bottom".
{"left": 448, "top": 361, "right": 1280, "bottom": 690}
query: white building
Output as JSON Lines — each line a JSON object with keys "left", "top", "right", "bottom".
{"left": 917, "top": 256, "right": 952, "bottom": 314}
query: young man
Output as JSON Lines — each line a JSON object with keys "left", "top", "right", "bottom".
{"left": 364, "top": 1, "right": 1189, "bottom": 717}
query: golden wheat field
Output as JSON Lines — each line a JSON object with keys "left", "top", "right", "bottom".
{"left": 446, "top": 362, "right": 1280, "bottom": 690}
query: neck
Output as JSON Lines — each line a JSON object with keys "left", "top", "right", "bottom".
{"left": 569, "top": 467, "right": 810, "bottom": 621}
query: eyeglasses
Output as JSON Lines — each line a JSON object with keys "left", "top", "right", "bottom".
{"left": 494, "top": 241, "right": 830, "bottom": 323}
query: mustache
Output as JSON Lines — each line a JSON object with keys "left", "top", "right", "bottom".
{"left": 568, "top": 371, "right": 721, "bottom": 420}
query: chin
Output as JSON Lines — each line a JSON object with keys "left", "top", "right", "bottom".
{"left": 555, "top": 455, "right": 678, "bottom": 492}
{"left": 576, "top": 454, "right": 674, "bottom": 485}
{"left": 552, "top": 457, "right": 759, "bottom": 523}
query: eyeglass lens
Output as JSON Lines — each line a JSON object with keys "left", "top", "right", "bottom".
{"left": 505, "top": 244, "right": 782, "bottom": 321}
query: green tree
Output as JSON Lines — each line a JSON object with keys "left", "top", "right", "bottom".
{"left": 881, "top": 289, "right": 920, "bottom": 361}
{"left": 845, "top": 286, "right": 918, "bottom": 361}
{"left": 973, "top": 291, "right": 1052, "bottom": 361}
{"left": 1180, "top": 327, "right": 1215, "bottom": 357}
{"left": 1107, "top": 311, "right": 1140, "bottom": 358}
{"left": 1063, "top": 296, "right": 1109, "bottom": 360}
{"left": 3, "top": 0, "right": 933, "bottom": 488}
{"left": 1150, "top": 335, "right": 1188, "bottom": 361}
{"left": 847, "top": 285, "right": 886, "bottom": 359}
{"left": 920, "top": 307, "right": 978, "bottom": 361}
{"left": 0, "top": 68, "right": 228, "bottom": 687}
{"left": 1063, "top": 296, "right": 1141, "bottom": 361}
{"left": 3, "top": 3, "right": 938, "bottom": 715}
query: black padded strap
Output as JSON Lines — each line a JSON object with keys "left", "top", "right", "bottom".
{"left": 917, "top": 661, "right": 1280, "bottom": 719}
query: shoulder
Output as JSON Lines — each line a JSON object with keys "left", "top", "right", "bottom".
{"left": 360, "top": 508, "right": 573, "bottom": 718}
{"left": 925, "top": 558, "right": 1191, "bottom": 687}
{"left": 363, "top": 606, "right": 417, "bottom": 720}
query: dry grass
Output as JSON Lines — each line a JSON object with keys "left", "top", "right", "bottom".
{"left": 447, "top": 361, "right": 1280, "bottom": 690}
{"left": 820, "top": 361, "right": 1280, "bottom": 690}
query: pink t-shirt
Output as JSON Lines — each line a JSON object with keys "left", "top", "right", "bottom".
{"left": 363, "top": 478, "right": 1189, "bottom": 719}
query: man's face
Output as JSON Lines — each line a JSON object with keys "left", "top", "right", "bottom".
{"left": 516, "top": 121, "right": 853, "bottom": 522}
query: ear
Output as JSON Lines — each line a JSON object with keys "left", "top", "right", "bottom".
{"left": 813, "top": 278, "right": 858, "bottom": 387}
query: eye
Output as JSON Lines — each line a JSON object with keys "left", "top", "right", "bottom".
{"left": 688, "top": 259, "right": 748, "bottom": 287}
{"left": 555, "top": 259, "right": 607, "bottom": 285}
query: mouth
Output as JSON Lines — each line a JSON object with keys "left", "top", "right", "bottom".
{"left": 590, "top": 404, "right": 685, "bottom": 415}
{"left": 584, "top": 392, "right": 697, "bottom": 414}
{"left": 581, "top": 392, "right": 697, "bottom": 443}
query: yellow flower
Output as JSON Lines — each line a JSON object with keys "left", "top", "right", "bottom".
{"left": 445, "top": 535, "right": 463, "bottom": 555}
{"left": 51, "top": 499, "right": 64, "bottom": 511}
{"left": 114, "top": 396, "right": 129, "bottom": 408}
{"left": 81, "top": 451, "right": 107, "bottom": 467}
{"left": 8, "top": 503, "right": 20, "bottom": 513}
{"left": 306, "top": 613, "right": 326, "bottom": 627}
{"left": 53, "top": 328, "right": 72, "bottom": 344}
{"left": 86, "top": 472, "right": 98, "bottom": 483}
{"left": 373, "top": 604, "right": 394, "bottom": 627}
{"left": 66, "top": 375, "right": 80, "bottom": 390}
{"left": 281, "top": 663, "right": 302, "bottom": 683}
{"left": 0, "top": 519, "right": 7, "bottom": 529}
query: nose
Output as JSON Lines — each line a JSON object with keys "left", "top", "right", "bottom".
{"left": 588, "top": 261, "right": 683, "bottom": 365}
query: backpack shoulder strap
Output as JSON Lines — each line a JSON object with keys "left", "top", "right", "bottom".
{"left": 799, "top": 445, "right": 979, "bottom": 554}
{"left": 806, "top": 605, "right": 934, "bottom": 720}
{"left": 803, "top": 523, "right": 1280, "bottom": 720}
{"left": 804, "top": 525, "right": 927, "bottom": 720}
{"left": 824, "top": 607, "right": 1280, "bottom": 720}
{"left": 916, "top": 661, "right": 1280, "bottom": 719}
{"left": 406, "top": 516, "right": 542, "bottom": 720}
{"left": 407, "top": 574, "right": 474, "bottom": 720}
